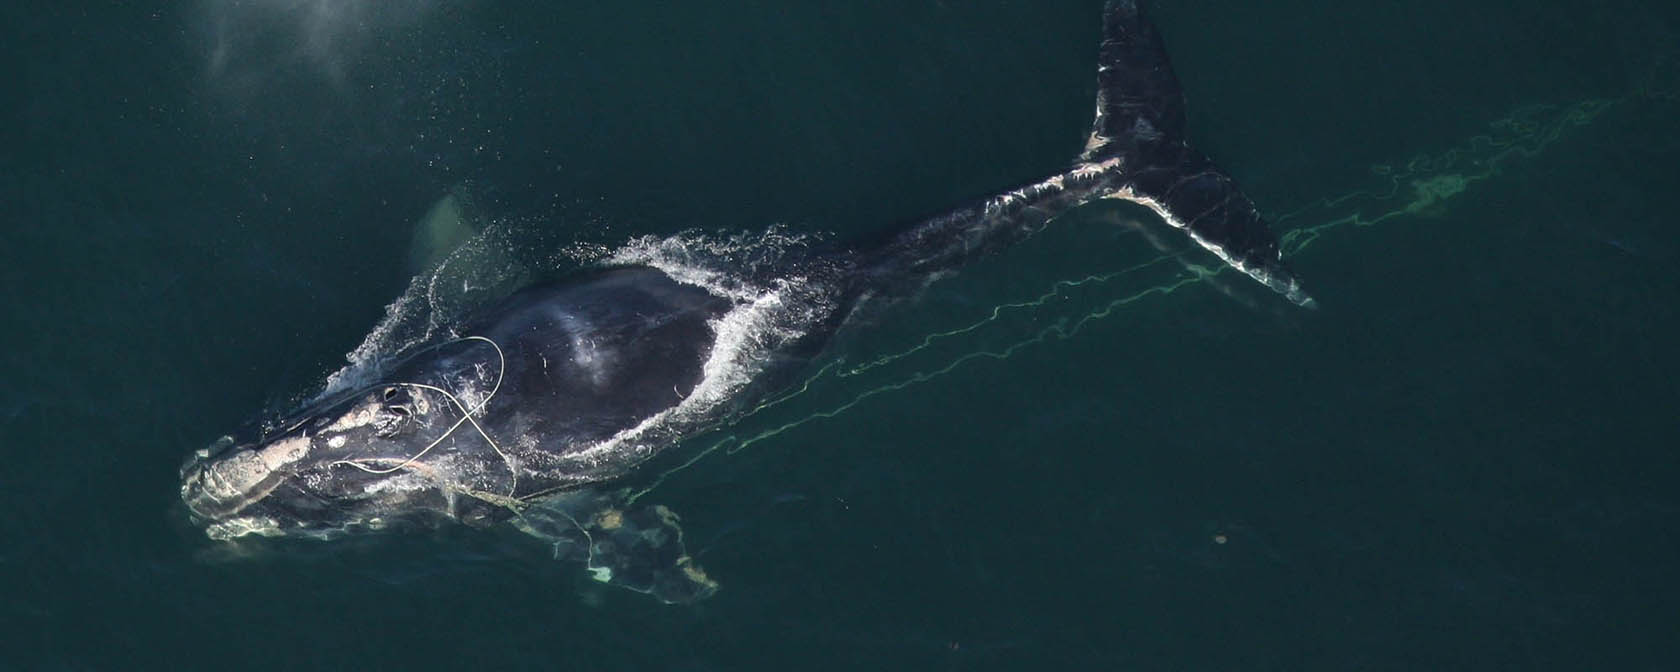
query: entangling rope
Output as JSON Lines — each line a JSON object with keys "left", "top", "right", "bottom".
{"left": 329, "top": 335, "right": 518, "bottom": 498}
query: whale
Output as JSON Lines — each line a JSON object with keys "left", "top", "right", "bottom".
{"left": 180, "top": 1, "right": 1312, "bottom": 603}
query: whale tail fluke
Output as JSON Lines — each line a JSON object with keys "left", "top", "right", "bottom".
{"left": 852, "top": 1, "right": 1312, "bottom": 308}
{"left": 1080, "top": 0, "right": 1313, "bottom": 306}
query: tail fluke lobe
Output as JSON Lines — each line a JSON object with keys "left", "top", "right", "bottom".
{"left": 850, "top": 2, "right": 1312, "bottom": 308}
{"left": 1108, "top": 159, "right": 1316, "bottom": 307}
{"left": 1085, "top": 1, "right": 1314, "bottom": 307}
{"left": 1082, "top": 0, "right": 1187, "bottom": 164}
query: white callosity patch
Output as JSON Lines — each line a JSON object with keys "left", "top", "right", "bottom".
{"left": 215, "top": 436, "right": 309, "bottom": 493}
{"left": 323, "top": 401, "right": 380, "bottom": 433}
{"left": 193, "top": 435, "right": 312, "bottom": 514}
{"left": 260, "top": 436, "right": 311, "bottom": 467}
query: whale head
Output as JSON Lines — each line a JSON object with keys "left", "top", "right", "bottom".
{"left": 179, "top": 379, "right": 509, "bottom": 540}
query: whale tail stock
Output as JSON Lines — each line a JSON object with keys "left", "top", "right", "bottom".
{"left": 853, "top": 0, "right": 1314, "bottom": 308}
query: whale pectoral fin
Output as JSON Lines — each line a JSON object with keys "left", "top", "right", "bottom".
{"left": 513, "top": 490, "right": 719, "bottom": 604}
{"left": 407, "top": 188, "right": 481, "bottom": 275}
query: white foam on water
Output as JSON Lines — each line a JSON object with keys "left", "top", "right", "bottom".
{"left": 320, "top": 281, "right": 430, "bottom": 397}
{"left": 316, "top": 223, "right": 529, "bottom": 403}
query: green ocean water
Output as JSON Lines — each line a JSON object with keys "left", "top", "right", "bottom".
{"left": 3, "top": 1, "right": 1678, "bottom": 669}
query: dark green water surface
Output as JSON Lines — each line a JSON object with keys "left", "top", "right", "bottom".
{"left": 4, "top": 1, "right": 1678, "bottom": 669}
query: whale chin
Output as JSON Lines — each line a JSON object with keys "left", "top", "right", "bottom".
{"left": 201, "top": 515, "right": 287, "bottom": 541}
{"left": 198, "top": 513, "right": 399, "bottom": 542}
{"left": 179, "top": 460, "right": 400, "bottom": 541}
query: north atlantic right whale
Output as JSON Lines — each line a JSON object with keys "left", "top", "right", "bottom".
{"left": 179, "top": 1, "right": 1312, "bottom": 603}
